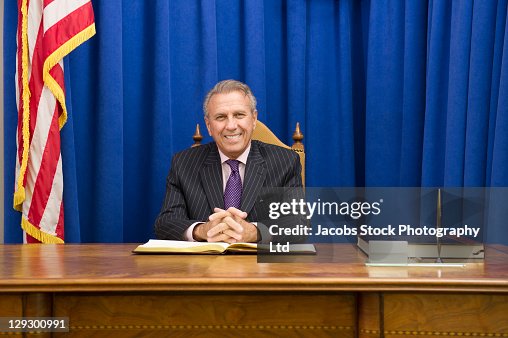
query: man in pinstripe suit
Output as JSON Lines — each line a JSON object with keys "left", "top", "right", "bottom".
{"left": 154, "top": 80, "right": 303, "bottom": 243}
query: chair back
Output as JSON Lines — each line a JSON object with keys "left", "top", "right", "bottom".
{"left": 252, "top": 121, "right": 305, "bottom": 186}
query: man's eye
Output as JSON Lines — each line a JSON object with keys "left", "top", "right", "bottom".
{"left": 235, "top": 113, "right": 246, "bottom": 119}
{"left": 215, "top": 116, "right": 226, "bottom": 121}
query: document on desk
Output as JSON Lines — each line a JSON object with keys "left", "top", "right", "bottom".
{"left": 133, "top": 240, "right": 316, "bottom": 255}
{"left": 133, "top": 240, "right": 257, "bottom": 254}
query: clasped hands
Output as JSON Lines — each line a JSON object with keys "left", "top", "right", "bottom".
{"left": 193, "top": 207, "right": 258, "bottom": 243}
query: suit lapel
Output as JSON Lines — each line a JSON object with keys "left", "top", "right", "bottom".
{"left": 241, "top": 142, "right": 266, "bottom": 214}
{"left": 200, "top": 144, "right": 224, "bottom": 211}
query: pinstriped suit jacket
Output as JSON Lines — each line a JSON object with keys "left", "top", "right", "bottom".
{"left": 154, "top": 140, "right": 303, "bottom": 240}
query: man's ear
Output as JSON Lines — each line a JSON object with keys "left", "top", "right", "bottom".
{"left": 204, "top": 116, "right": 212, "bottom": 136}
{"left": 252, "top": 110, "right": 258, "bottom": 129}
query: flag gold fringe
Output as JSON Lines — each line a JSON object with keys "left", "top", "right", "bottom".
{"left": 21, "top": 216, "right": 64, "bottom": 244}
{"left": 13, "top": 0, "right": 31, "bottom": 211}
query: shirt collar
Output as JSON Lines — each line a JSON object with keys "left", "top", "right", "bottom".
{"left": 218, "top": 142, "right": 251, "bottom": 166}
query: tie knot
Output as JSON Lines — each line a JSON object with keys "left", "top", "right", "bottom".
{"left": 226, "top": 159, "right": 240, "bottom": 172}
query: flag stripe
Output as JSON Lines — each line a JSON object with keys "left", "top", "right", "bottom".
{"left": 43, "top": 0, "right": 57, "bottom": 8}
{"left": 24, "top": 87, "right": 57, "bottom": 199}
{"left": 27, "top": 90, "right": 60, "bottom": 226}
{"left": 56, "top": 198, "right": 65, "bottom": 239}
{"left": 27, "top": 0, "right": 42, "bottom": 64}
{"left": 27, "top": 23, "right": 46, "bottom": 145}
{"left": 43, "top": 0, "right": 91, "bottom": 34}
{"left": 39, "top": 155, "right": 63, "bottom": 234}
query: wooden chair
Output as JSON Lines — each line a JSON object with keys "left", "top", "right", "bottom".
{"left": 192, "top": 121, "right": 305, "bottom": 185}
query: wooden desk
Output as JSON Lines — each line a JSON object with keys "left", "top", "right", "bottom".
{"left": 1, "top": 244, "right": 508, "bottom": 337}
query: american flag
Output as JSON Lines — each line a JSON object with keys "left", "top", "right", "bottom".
{"left": 14, "top": 0, "right": 95, "bottom": 243}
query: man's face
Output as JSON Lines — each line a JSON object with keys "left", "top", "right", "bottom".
{"left": 205, "top": 91, "right": 257, "bottom": 159}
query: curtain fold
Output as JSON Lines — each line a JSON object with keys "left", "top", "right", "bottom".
{"left": 399, "top": 0, "right": 427, "bottom": 187}
{"left": 4, "top": 0, "right": 508, "bottom": 244}
{"left": 422, "top": 0, "right": 452, "bottom": 187}
{"left": 306, "top": 0, "right": 356, "bottom": 186}
{"left": 365, "top": 0, "right": 406, "bottom": 186}
{"left": 490, "top": 0, "right": 508, "bottom": 187}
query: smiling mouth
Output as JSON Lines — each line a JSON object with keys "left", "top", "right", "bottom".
{"left": 224, "top": 134, "right": 242, "bottom": 140}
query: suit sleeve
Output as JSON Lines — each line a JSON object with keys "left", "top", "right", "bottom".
{"left": 154, "top": 156, "right": 198, "bottom": 240}
{"left": 285, "top": 151, "right": 303, "bottom": 188}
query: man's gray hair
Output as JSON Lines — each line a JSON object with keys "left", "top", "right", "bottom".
{"left": 203, "top": 80, "right": 257, "bottom": 116}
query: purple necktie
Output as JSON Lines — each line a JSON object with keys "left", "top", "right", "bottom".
{"left": 224, "top": 159, "right": 242, "bottom": 209}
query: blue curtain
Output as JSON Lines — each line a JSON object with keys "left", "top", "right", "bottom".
{"left": 4, "top": 0, "right": 508, "bottom": 244}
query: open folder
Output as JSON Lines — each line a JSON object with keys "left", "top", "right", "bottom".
{"left": 133, "top": 239, "right": 316, "bottom": 255}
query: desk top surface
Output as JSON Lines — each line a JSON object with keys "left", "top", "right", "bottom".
{"left": 1, "top": 243, "right": 507, "bottom": 293}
